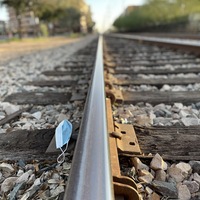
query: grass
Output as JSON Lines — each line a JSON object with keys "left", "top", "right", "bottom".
{"left": 0, "top": 33, "right": 84, "bottom": 44}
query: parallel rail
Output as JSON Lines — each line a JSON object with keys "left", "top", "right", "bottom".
{"left": 109, "top": 33, "right": 200, "bottom": 55}
{"left": 64, "top": 35, "right": 114, "bottom": 200}
{"left": 64, "top": 33, "right": 200, "bottom": 199}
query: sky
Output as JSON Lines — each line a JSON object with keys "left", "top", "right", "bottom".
{"left": 0, "top": 0, "right": 146, "bottom": 32}
{"left": 0, "top": 6, "right": 8, "bottom": 21}
{"left": 85, "top": 0, "right": 146, "bottom": 32}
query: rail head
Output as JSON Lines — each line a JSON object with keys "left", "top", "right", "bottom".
{"left": 64, "top": 35, "right": 114, "bottom": 200}
{"left": 108, "top": 33, "right": 200, "bottom": 50}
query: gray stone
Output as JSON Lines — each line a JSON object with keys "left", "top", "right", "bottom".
{"left": 148, "top": 192, "right": 161, "bottom": 200}
{"left": 57, "top": 113, "right": 68, "bottom": 123}
{"left": 51, "top": 172, "right": 61, "bottom": 180}
{"left": 173, "top": 103, "right": 184, "bottom": 110}
{"left": 20, "top": 185, "right": 39, "bottom": 200}
{"left": 31, "top": 111, "right": 42, "bottom": 120}
{"left": 9, "top": 182, "right": 24, "bottom": 200}
{"left": 193, "top": 173, "right": 200, "bottom": 184}
{"left": 161, "top": 84, "right": 171, "bottom": 91}
{"left": 171, "top": 120, "right": 181, "bottom": 126}
{"left": 155, "top": 169, "right": 167, "bottom": 181}
{"left": 145, "top": 186, "right": 153, "bottom": 195}
{"left": 195, "top": 102, "right": 200, "bottom": 109}
{"left": 27, "top": 174, "right": 36, "bottom": 185}
{"left": 191, "top": 103, "right": 197, "bottom": 109}
{"left": 48, "top": 179, "right": 62, "bottom": 184}
{"left": 0, "top": 129, "right": 6, "bottom": 134}
{"left": 172, "top": 113, "right": 180, "bottom": 119}
{"left": 183, "top": 180, "right": 199, "bottom": 194}
{"left": 153, "top": 104, "right": 166, "bottom": 111}
{"left": 181, "top": 117, "right": 200, "bottom": 126}
{"left": 0, "top": 171, "right": 4, "bottom": 183}
{"left": 153, "top": 117, "right": 172, "bottom": 125}
{"left": 129, "top": 166, "right": 136, "bottom": 177}
{"left": 178, "top": 184, "right": 191, "bottom": 200}
{"left": 38, "top": 190, "right": 50, "bottom": 199}
{"left": 25, "top": 164, "right": 35, "bottom": 171}
{"left": 48, "top": 116, "right": 56, "bottom": 124}
{"left": 168, "top": 165, "right": 184, "bottom": 183}
{"left": 16, "top": 169, "right": 24, "bottom": 177}
{"left": 1, "top": 102, "right": 20, "bottom": 115}
{"left": 176, "top": 162, "right": 192, "bottom": 176}
{"left": 138, "top": 173, "right": 154, "bottom": 184}
{"left": 150, "top": 180, "right": 178, "bottom": 198}
{"left": 16, "top": 170, "right": 33, "bottom": 184}
{"left": 134, "top": 114, "right": 151, "bottom": 126}
{"left": 192, "top": 109, "right": 199, "bottom": 116}
{"left": 138, "top": 169, "right": 151, "bottom": 176}
{"left": 0, "top": 115, "right": 4, "bottom": 120}
{"left": 50, "top": 185, "right": 64, "bottom": 198}
{"left": 0, "top": 163, "right": 15, "bottom": 177}
{"left": 150, "top": 153, "right": 167, "bottom": 171}
{"left": 154, "top": 110, "right": 166, "bottom": 117}
{"left": 179, "top": 109, "right": 191, "bottom": 118}
{"left": 189, "top": 161, "right": 200, "bottom": 174}
{"left": 33, "top": 177, "right": 41, "bottom": 186}
{"left": 148, "top": 113, "right": 156, "bottom": 124}
{"left": 1, "top": 177, "right": 18, "bottom": 193}
{"left": 172, "top": 85, "right": 187, "bottom": 91}
{"left": 131, "top": 157, "right": 149, "bottom": 172}
{"left": 0, "top": 111, "right": 5, "bottom": 116}
{"left": 163, "top": 108, "right": 172, "bottom": 117}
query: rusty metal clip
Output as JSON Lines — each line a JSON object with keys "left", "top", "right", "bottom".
{"left": 106, "top": 99, "right": 140, "bottom": 200}
{"left": 105, "top": 80, "right": 114, "bottom": 90}
{"left": 113, "top": 176, "right": 139, "bottom": 200}
{"left": 105, "top": 88, "right": 123, "bottom": 104}
{"left": 114, "top": 122, "right": 141, "bottom": 155}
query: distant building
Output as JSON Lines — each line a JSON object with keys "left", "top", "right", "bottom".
{"left": 7, "top": 7, "right": 39, "bottom": 37}
{"left": 0, "top": 20, "right": 6, "bottom": 35}
{"left": 189, "top": 13, "right": 200, "bottom": 32}
{"left": 80, "top": 3, "right": 90, "bottom": 33}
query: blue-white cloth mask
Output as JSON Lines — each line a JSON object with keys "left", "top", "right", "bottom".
{"left": 55, "top": 120, "right": 72, "bottom": 163}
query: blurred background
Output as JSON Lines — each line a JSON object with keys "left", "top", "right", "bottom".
{"left": 1, "top": 0, "right": 200, "bottom": 40}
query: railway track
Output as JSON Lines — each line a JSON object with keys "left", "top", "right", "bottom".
{"left": 0, "top": 36, "right": 98, "bottom": 199}
{"left": 137, "top": 33, "right": 200, "bottom": 40}
{"left": 102, "top": 34, "right": 200, "bottom": 200}
{"left": 1, "top": 33, "right": 200, "bottom": 199}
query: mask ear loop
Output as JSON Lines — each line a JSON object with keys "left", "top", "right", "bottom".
{"left": 57, "top": 143, "right": 69, "bottom": 164}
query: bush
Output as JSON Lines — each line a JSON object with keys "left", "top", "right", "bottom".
{"left": 40, "top": 23, "right": 49, "bottom": 37}
{"left": 113, "top": 0, "right": 200, "bottom": 32}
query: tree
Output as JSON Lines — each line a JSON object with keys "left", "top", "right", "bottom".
{"left": 58, "top": 7, "right": 81, "bottom": 32}
{"left": 113, "top": 0, "right": 200, "bottom": 32}
{"left": 0, "top": 0, "right": 27, "bottom": 38}
{"left": 0, "top": 0, "right": 94, "bottom": 37}
{"left": 85, "top": 6, "right": 95, "bottom": 32}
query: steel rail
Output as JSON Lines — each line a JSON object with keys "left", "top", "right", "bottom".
{"left": 137, "top": 32, "right": 200, "bottom": 40}
{"left": 63, "top": 35, "right": 114, "bottom": 200}
{"left": 108, "top": 33, "right": 200, "bottom": 46}
{"left": 107, "top": 33, "right": 200, "bottom": 56}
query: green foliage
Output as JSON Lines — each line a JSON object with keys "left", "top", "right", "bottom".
{"left": 0, "top": 0, "right": 27, "bottom": 14}
{"left": 58, "top": 7, "right": 81, "bottom": 32}
{"left": 0, "top": 0, "right": 94, "bottom": 35}
{"left": 35, "top": 0, "right": 85, "bottom": 22}
{"left": 85, "top": 7, "right": 95, "bottom": 32}
{"left": 113, "top": 0, "right": 200, "bottom": 31}
{"left": 40, "top": 23, "right": 49, "bottom": 37}
{"left": 0, "top": 0, "right": 32, "bottom": 38}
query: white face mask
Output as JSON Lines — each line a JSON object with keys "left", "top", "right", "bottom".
{"left": 55, "top": 120, "right": 72, "bottom": 163}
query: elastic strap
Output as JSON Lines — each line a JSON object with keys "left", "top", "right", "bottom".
{"left": 57, "top": 143, "right": 68, "bottom": 164}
